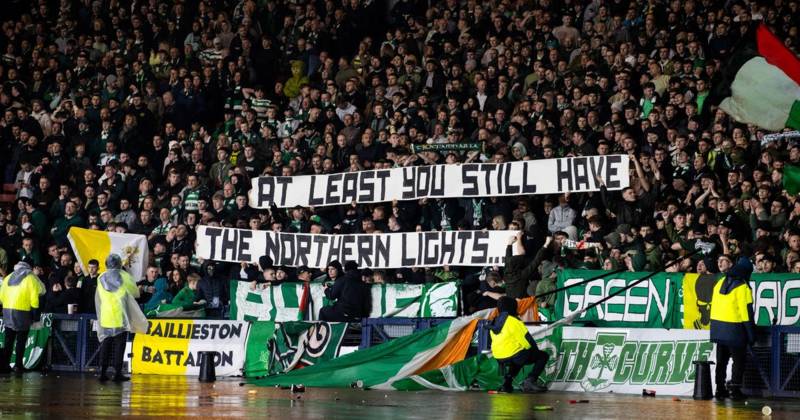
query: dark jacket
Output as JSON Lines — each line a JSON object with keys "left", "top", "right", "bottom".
{"left": 710, "top": 257, "right": 756, "bottom": 348}
{"left": 324, "top": 270, "right": 371, "bottom": 317}
{"left": 503, "top": 245, "right": 539, "bottom": 298}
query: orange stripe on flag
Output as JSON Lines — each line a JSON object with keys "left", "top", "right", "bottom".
{"left": 414, "top": 319, "right": 479, "bottom": 375}
{"left": 488, "top": 297, "right": 539, "bottom": 321}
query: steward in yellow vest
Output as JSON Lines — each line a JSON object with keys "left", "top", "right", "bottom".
{"left": 0, "top": 261, "right": 45, "bottom": 375}
{"left": 95, "top": 254, "right": 147, "bottom": 382}
{"left": 489, "top": 297, "right": 549, "bottom": 393}
{"left": 710, "top": 256, "right": 755, "bottom": 401}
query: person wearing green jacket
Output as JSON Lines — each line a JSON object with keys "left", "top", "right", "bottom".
{"left": 0, "top": 261, "right": 45, "bottom": 375}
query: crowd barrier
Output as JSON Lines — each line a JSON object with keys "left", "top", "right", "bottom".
{"left": 8, "top": 314, "right": 793, "bottom": 397}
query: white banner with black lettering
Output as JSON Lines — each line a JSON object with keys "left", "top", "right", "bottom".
{"left": 195, "top": 225, "right": 517, "bottom": 268}
{"left": 248, "top": 155, "right": 630, "bottom": 208}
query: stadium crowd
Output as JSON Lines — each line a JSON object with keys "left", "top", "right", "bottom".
{"left": 1, "top": 0, "right": 800, "bottom": 317}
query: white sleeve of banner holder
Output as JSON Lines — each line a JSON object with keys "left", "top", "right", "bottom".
{"left": 195, "top": 225, "right": 519, "bottom": 269}
{"left": 248, "top": 155, "right": 630, "bottom": 208}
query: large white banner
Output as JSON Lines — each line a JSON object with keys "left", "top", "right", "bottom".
{"left": 248, "top": 155, "right": 630, "bottom": 208}
{"left": 539, "top": 326, "right": 718, "bottom": 396}
{"left": 196, "top": 225, "right": 517, "bottom": 268}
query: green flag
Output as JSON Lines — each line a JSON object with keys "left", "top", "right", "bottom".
{"left": 265, "top": 321, "right": 347, "bottom": 376}
{"left": 251, "top": 312, "right": 483, "bottom": 389}
{"left": 244, "top": 321, "right": 276, "bottom": 377}
{"left": 0, "top": 313, "right": 52, "bottom": 369}
{"left": 784, "top": 164, "right": 800, "bottom": 195}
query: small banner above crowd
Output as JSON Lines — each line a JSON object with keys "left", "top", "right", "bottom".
{"left": 248, "top": 155, "right": 630, "bottom": 208}
{"left": 196, "top": 225, "right": 517, "bottom": 268}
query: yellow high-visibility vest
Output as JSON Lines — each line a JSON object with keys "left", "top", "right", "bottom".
{"left": 710, "top": 278, "right": 753, "bottom": 323}
{"left": 96, "top": 271, "right": 135, "bottom": 329}
{"left": 490, "top": 315, "right": 531, "bottom": 360}
{"left": 0, "top": 273, "right": 43, "bottom": 311}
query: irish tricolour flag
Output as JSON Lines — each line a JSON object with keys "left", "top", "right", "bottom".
{"left": 712, "top": 24, "right": 800, "bottom": 131}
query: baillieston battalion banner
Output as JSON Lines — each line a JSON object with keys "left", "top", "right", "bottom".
{"left": 196, "top": 225, "right": 517, "bottom": 268}
{"left": 248, "top": 155, "right": 630, "bottom": 208}
{"left": 131, "top": 319, "right": 249, "bottom": 376}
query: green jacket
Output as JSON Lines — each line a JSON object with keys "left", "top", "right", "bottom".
{"left": 52, "top": 215, "right": 85, "bottom": 245}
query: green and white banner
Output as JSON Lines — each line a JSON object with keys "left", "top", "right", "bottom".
{"left": 230, "top": 281, "right": 460, "bottom": 322}
{"left": 555, "top": 269, "right": 685, "bottom": 328}
{"left": 557, "top": 269, "right": 800, "bottom": 328}
{"left": 390, "top": 325, "right": 716, "bottom": 396}
{"left": 547, "top": 327, "right": 715, "bottom": 395}
{"left": 242, "top": 321, "right": 347, "bottom": 378}
{"left": 0, "top": 313, "right": 52, "bottom": 369}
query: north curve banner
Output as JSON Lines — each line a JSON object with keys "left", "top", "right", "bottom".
{"left": 544, "top": 327, "right": 716, "bottom": 395}
{"left": 131, "top": 319, "right": 249, "bottom": 376}
{"left": 248, "top": 155, "right": 630, "bottom": 208}
{"left": 229, "top": 280, "right": 460, "bottom": 322}
{"left": 391, "top": 326, "right": 716, "bottom": 396}
{"left": 555, "top": 269, "right": 800, "bottom": 329}
{"left": 196, "top": 225, "right": 517, "bottom": 269}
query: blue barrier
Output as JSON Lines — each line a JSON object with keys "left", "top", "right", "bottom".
{"left": 28, "top": 313, "right": 799, "bottom": 397}
{"left": 358, "top": 317, "right": 454, "bottom": 349}
{"left": 769, "top": 325, "right": 800, "bottom": 397}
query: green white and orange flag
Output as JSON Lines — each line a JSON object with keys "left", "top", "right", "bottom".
{"left": 710, "top": 24, "right": 800, "bottom": 131}
{"left": 250, "top": 298, "right": 539, "bottom": 389}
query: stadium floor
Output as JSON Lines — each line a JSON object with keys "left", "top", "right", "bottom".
{"left": 0, "top": 373, "right": 793, "bottom": 419}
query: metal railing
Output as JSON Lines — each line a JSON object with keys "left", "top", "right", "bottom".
{"left": 769, "top": 325, "right": 800, "bottom": 397}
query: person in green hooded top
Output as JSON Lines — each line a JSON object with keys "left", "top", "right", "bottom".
{"left": 283, "top": 60, "right": 309, "bottom": 99}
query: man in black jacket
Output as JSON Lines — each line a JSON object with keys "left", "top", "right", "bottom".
{"left": 503, "top": 231, "right": 540, "bottom": 298}
{"left": 319, "top": 260, "right": 370, "bottom": 322}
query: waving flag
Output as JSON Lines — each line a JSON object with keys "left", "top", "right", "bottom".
{"left": 67, "top": 227, "right": 149, "bottom": 280}
{"left": 710, "top": 24, "right": 800, "bottom": 130}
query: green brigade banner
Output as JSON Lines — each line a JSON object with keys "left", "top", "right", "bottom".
{"left": 555, "top": 270, "right": 684, "bottom": 328}
{"left": 230, "top": 280, "right": 460, "bottom": 322}
{"left": 0, "top": 313, "right": 52, "bottom": 369}
{"left": 683, "top": 272, "right": 800, "bottom": 328}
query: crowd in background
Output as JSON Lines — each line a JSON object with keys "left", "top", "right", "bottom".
{"left": 1, "top": 0, "right": 800, "bottom": 317}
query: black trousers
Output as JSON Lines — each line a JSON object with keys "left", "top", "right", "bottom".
{"left": 501, "top": 347, "right": 550, "bottom": 383}
{"left": 715, "top": 344, "right": 746, "bottom": 388}
{"left": 0, "top": 327, "right": 28, "bottom": 369}
{"left": 99, "top": 334, "right": 127, "bottom": 375}
{"left": 319, "top": 305, "right": 358, "bottom": 322}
